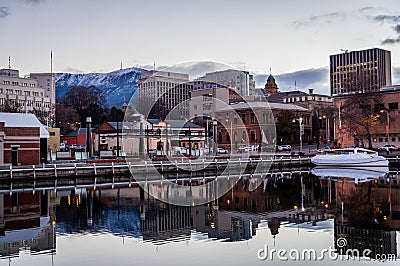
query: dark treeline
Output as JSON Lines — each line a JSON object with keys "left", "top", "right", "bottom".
{"left": 56, "top": 86, "right": 124, "bottom": 134}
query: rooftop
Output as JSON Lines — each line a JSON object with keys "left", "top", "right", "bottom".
{"left": 0, "top": 112, "right": 49, "bottom": 138}
{"left": 217, "top": 101, "right": 309, "bottom": 112}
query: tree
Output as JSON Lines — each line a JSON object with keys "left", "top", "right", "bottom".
{"left": 60, "top": 86, "right": 106, "bottom": 126}
{"left": 30, "top": 106, "right": 52, "bottom": 126}
{"left": 102, "top": 106, "right": 125, "bottom": 122}
{"left": 55, "top": 103, "right": 80, "bottom": 134}
{"left": 340, "top": 94, "right": 383, "bottom": 149}
{"left": 276, "top": 110, "right": 296, "bottom": 143}
{"left": 0, "top": 99, "right": 22, "bottom": 113}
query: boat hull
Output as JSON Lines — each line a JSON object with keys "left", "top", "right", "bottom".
{"left": 311, "top": 158, "right": 389, "bottom": 167}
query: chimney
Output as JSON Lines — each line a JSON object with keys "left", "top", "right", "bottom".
{"left": 308, "top": 88, "right": 314, "bottom": 95}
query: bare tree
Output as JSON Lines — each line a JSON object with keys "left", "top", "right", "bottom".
{"left": 60, "top": 86, "right": 106, "bottom": 126}
{"left": 0, "top": 99, "right": 22, "bottom": 113}
{"left": 55, "top": 103, "right": 80, "bottom": 134}
{"left": 340, "top": 94, "right": 383, "bottom": 148}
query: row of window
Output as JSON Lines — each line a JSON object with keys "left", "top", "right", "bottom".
{"left": 373, "top": 137, "right": 400, "bottom": 143}
{"left": 218, "top": 129, "right": 258, "bottom": 143}
{"left": 0, "top": 88, "right": 42, "bottom": 97}
{"left": 2, "top": 80, "right": 36, "bottom": 87}
{"left": 285, "top": 96, "right": 330, "bottom": 103}
{"left": 375, "top": 102, "right": 399, "bottom": 111}
{"left": 0, "top": 98, "right": 50, "bottom": 108}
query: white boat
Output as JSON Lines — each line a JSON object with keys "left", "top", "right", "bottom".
{"left": 311, "top": 148, "right": 388, "bottom": 167}
{"left": 311, "top": 166, "right": 388, "bottom": 183}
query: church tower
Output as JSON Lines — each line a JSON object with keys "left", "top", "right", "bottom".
{"left": 264, "top": 70, "right": 278, "bottom": 96}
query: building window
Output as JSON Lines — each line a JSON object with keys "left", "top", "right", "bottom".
{"left": 250, "top": 113, "right": 255, "bottom": 124}
{"left": 242, "top": 131, "right": 247, "bottom": 142}
{"left": 388, "top": 102, "right": 398, "bottom": 110}
{"left": 374, "top": 103, "right": 384, "bottom": 111}
{"left": 241, "top": 114, "right": 246, "bottom": 124}
{"left": 250, "top": 130, "right": 256, "bottom": 141}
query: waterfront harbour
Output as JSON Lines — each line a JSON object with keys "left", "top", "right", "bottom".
{"left": 0, "top": 164, "right": 400, "bottom": 265}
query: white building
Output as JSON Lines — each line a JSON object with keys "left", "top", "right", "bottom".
{"left": 0, "top": 68, "right": 54, "bottom": 125}
{"left": 137, "top": 70, "right": 192, "bottom": 119}
{"left": 195, "top": 69, "right": 255, "bottom": 96}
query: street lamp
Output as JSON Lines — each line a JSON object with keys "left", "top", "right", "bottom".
{"left": 319, "top": 115, "right": 329, "bottom": 145}
{"left": 213, "top": 120, "right": 218, "bottom": 154}
{"left": 131, "top": 114, "right": 145, "bottom": 159}
{"left": 86, "top": 117, "right": 92, "bottom": 159}
{"left": 292, "top": 117, "right": 303, "bottom": 153}
{"left": 226, "top": 116, "right": 233, "bottom": 152}
{"left": 380, "top": 109, "right": 390, "bottom": 146}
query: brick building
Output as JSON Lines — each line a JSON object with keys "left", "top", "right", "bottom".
{"left": 214, "top": 102, "right": 312, "bottom": 151}
{"left": 0, "top": 113, "right": 49, "bottom": 165}
{"left": 334, "top": 87, "right": 400, "bottom": 148}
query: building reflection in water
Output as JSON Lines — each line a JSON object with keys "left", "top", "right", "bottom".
{"left": 0, "top": 170, "right": 399, "bottom": 260}
{"left": 0, "top": 191, "right": 56, "bottom": 259}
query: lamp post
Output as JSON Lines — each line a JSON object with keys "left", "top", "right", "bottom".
{"left": 213, "top": 120, "right": 218, "bottom": 154}
{"left": 131, "top": 114, "right": 144, "bottom": 159}
{"left": 319, "top": 115, "right": 329, "bottom": 145}
{"left": 293, "top": 117, "right": 303, "bottom": 153}
{"left": 380, "top": 109, "right": 390, "bottom": 146}
{"left": 86, "top": 117, "right": 92, "bottom": 159}
{"left": 226, "top": 116, "right": 233, "bottom": 152}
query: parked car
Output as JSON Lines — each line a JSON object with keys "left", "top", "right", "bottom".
{"left": 148, "top": 149, "right": 157, "bottom": 156}
{"left": 238, "top": 145, "right": 258, "bottom": 153}
{"left": 378, "top": 144, "right": 398, "bottom": 151}
{"left": 276, "top": 144, "right": 291, "bottom": 152}
{"left": 217, "top": 147, "right": 229, "bottom": 154}
{"left": 70, "top": 144, "right": 86, "bottom": 150}
{"left": 280, "top": 144, "right": 292, "bottom": 151}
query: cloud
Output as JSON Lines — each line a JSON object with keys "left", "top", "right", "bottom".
{"left": 292, "top": 12, "right": 345, "bottom": 28}
{"left": 139, "top": 61, "right": 237, "bottom": 80}
{"left": 372, "top": 14, "right": 400, "bottom": 23}
{"left": 255, "top": 67, "right": 330, "bottom": 95}
{"left": 382, "top": 36, "right": 400, "bottom": 44}
{"left": 22, "top": 0, "right": 47, "bottom": 4}
{"left": 62, "top": 67, "right": 86, "bottom": 74}
{"left": 0, "top": 7, "right": 10, "bottom": 18}
{"left": 392, "top": 67, "right": 400, "bottom": 85}
{"left": 359, "top": 10, "right": 400, "bottom": 45}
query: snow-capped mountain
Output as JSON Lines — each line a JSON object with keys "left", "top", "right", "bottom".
{"left": 56, "top": 67, "right": 146, "bottom": 108}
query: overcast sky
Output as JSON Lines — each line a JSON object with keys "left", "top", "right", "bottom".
{"left": 1, "top": 0, "right": 400, "bottom": 91}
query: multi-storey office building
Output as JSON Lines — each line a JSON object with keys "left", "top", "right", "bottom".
{"left": 0, "top": 69, "right": 53, "bottom": 124}
{"left": 137, "top": 70, "right": 192, "bottom": 119}
{"left": 195, "top": 69, "right": 255, "bottom": 96}
{"left": 330, "top": 48, "right": 392, "bottom": 96}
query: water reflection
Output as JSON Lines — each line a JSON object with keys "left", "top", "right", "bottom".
{"left": 0, "top": 168, "right": 399, "bottom": 264}
{"left": 0, "top": 191, "right": 56, "bottom": 259}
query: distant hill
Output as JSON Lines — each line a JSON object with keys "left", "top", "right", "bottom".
{"left": 56, "top": 67, "right": 145, "bottom": 108}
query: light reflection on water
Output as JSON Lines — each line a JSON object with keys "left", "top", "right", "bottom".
{"left": 0, "top": 169, "right": 400, "bottom": 265}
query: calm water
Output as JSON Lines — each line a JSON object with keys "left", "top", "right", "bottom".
{"left": 1, "top": 168, "right": 400, "bottom": 265}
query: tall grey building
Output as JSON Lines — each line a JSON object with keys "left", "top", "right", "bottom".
{"left": 330, "top": 48, "right": 391, "bottom": 96}
{"left": 137, "top": 70, "right": 192, "bottom": 119}
{"left": 195, "top": 69, "right": 255, "bottom": 96}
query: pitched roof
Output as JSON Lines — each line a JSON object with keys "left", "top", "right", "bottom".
{"left": 217, "top": 101, "right": 309, "bottom": 112}
{"left": 0, "top": 112, "right": 49, "bottom": 138}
